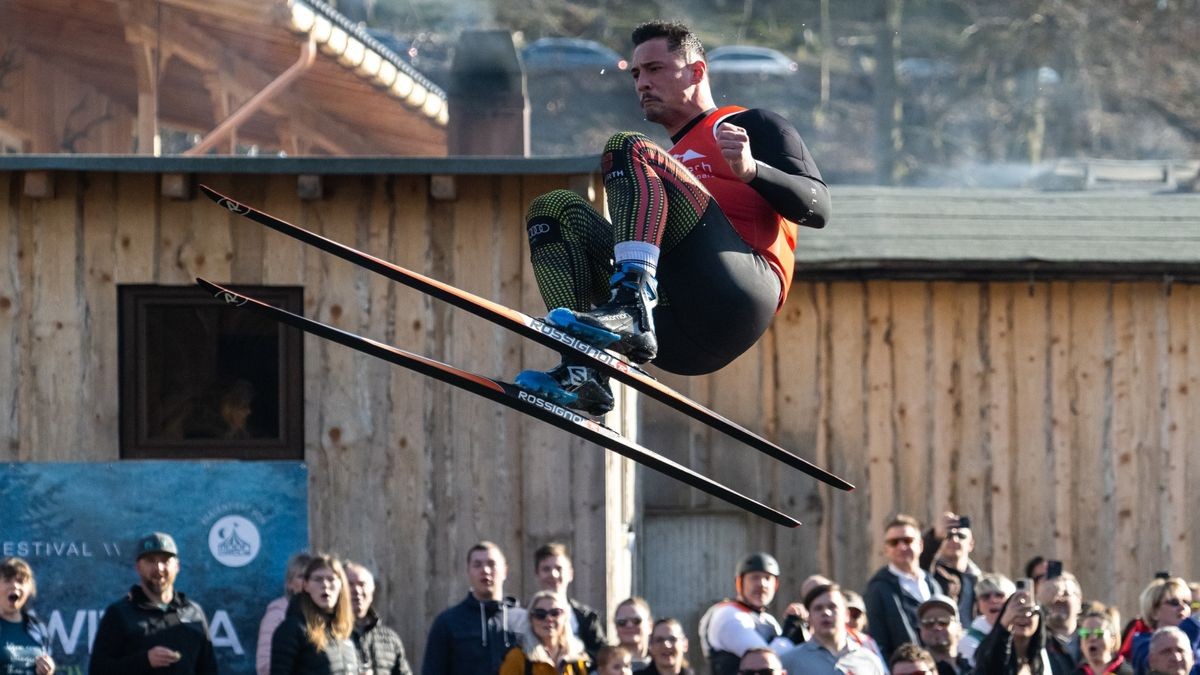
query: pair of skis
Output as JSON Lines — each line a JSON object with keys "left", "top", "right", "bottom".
{"left": 196, "top": 185, "right": 852, "bottom": 527}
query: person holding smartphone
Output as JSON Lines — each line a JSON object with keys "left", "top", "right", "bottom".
{"left": 974, "top": 586, "right": 1052, "bottom": 675}
{"left": 1037, "top": 564, "right": 1083, "bottom": 674}
{"left": 920, "top": 513, "right": 982, "bottom": 624}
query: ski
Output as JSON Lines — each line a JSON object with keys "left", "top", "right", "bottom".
{"left": 196, "top": 278, "right": 800, "bottom": 528}
{"left": 199, "top": 185, "right": 853, "bottom": 492}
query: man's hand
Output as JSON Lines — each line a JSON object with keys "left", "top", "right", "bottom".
{"left": 34, "top": 653, "right": 55, "bottom": 675}
{"left": 147, "top": 646, "right": 182, "bottom": 669}
{"left": 717, "top": 123, "right": 757, "bottom": 183}
{"left": 934, "top": 511, "right": 960, "bottom": 540}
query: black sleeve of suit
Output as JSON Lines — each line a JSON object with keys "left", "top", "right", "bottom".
{"left": 727, "top": 108, "right": 831, "bottom": 229}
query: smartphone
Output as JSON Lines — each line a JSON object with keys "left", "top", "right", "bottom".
{"left": 1016, "top": 577, "right": 1033, "bottom": 593}
{"left": 1046, "top": 560, "right": 1063, "bottom": 580}
{"left": 1155, "top": 570, "right": 1172, "bottom": 580}
{"left": 957, "top": 516, "right": 971, "bottom": 529}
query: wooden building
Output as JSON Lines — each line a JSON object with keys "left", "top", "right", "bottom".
{"left": 1, "top": 155, "right": 1197, "bottom": 668}
{"left": 0, "top": 0, "right": 448, "bottom": 155}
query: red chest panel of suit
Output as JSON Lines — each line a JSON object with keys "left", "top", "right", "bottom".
{"left": 669, "top": 106, "right": 797, "bottom": 306}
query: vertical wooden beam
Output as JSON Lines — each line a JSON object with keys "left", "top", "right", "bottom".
{"left": 118, "top": 0, "right": 162, "bottom": 156}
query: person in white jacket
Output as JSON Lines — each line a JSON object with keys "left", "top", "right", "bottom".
{"left": 959, "top": 574, "right": 1016, "bottom": 666}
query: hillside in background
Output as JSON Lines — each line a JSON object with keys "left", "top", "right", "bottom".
{"left": 349, "top": 0, "right": 1199, "bottom": 185}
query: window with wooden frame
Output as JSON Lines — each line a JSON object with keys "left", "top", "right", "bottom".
{"left": 119, "top": 285, "right": 304, "bottom": 459}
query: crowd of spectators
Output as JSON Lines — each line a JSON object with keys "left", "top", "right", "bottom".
{"left": 2, "top": 514, "right": 1198, "bottom": 675}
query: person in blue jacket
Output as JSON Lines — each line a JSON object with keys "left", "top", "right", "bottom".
{"left": 421, "top": 541, "right": 526, "bottom": 675}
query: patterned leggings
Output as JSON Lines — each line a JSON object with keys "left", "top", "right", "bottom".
{"left": 525, "top": 132, "right": 779, "bottom": 375}
{"left": 525, "top": 132, "right": 712, "bottom": 311}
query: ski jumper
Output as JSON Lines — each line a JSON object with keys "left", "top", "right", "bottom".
{"left": 526, "top": 106, "right": 827, "bottom": 375}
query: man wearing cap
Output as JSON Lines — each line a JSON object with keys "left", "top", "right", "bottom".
{"left": 919, "top": 513, "right": 981, "bottom": 623}
{"left": 917, "top": 595, "right": 969, "bottom": 675}
{"left": 779, "top": 584, "right": 885, "bottom": 675}
{"left": 865, "top": 514, "right": 942, "bottom": 664}
{"left": 698, "top": 552, "right": 792, "bottom": 675}
{"left": 90, "top": 532, "right": 217, "bottom": 675}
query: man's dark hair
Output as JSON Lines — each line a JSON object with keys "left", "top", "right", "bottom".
{"left": 890, "top": 643, "right": 936, "bottom": 670}
{"left": 466, "top": 540, "right": 504, "bottom": 565}
{"left": 803, "top": 583, "right": 844, "bottom": 611}
{"left": 533, "top": 542, "right": 569, "bottom": 569}
{"left": 631, "top": 21, "right": 705, "bottom": 60}
{"left": 1024, "top": 555, "right": 1046, "bottom": 579}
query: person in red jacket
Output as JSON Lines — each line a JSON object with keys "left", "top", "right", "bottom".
{"left": 516, "top": 20, "right": 829, "bottom": 415}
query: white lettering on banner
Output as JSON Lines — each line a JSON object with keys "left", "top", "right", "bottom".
{"left": 1, "top": 541, "right": 109, "bottom": 557}
{"left": 44, "top": 609, "right": 242, "bottom": 655}
{"left": 209, "top": 610, "right": 245, "bottom": 655}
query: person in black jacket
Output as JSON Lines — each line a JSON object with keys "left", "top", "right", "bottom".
{"left": 345, "top": 561, "right": 412, "bottom": 675}
{"left": 89, "top": 532, "right": 218, "bottom": 675}
{"left": 974, "top": 590, "right": 1051, "bottom": 675}
{"left": 865, "top": 515, "right": 943, "bottom": 664}
{"left": 270, "top": 554, "right": 359, "bottom": 675}
{"left": 421, "top": 541, "right": 525, "bottom": 675}
{"left": 532, "top": 543, "right": 606, "bottom": 661}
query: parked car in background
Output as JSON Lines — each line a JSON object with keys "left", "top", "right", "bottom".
{"left": 522, "top": 37, "right": 628, "bottom": 72}
{"left": 706, "top": 45, "right": 798, "bottom": 75}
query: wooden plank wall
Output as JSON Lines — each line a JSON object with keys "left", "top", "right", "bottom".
{"left": 643, "top": 278, "right": 1200, "bottom": 642}
{"left": 0, "top": 170, "right": 635, "bottom": 669}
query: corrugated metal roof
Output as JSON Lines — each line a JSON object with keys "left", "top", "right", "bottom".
{"left": 798, "top": 186, "right": 1200, "bottom": 276}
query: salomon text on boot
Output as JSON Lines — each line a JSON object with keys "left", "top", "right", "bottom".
{"left": 545, "top": 262, "right": 659, "bottom": 363}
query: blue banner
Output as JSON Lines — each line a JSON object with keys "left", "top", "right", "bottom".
{"left": 0, "top": 461, "right": 308, "bottom": 675}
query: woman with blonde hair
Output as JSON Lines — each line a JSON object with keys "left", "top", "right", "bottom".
{"left": 498, "top": 590, "right": 589, "bottom": 674}
{"left": 257, "top": 552, "right": 312, "bottom": 675}
{"left": 1129, "top": 577, "right": 1194, "bottom": 674}
{"left": 613, "top": 597, "right": 653, "bottom": 670}
{"left": 270, "top": 554, "right": 359, "bottom": 674}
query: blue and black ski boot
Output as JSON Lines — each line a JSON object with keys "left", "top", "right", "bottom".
{"left": 515, "top": 358, "right": 614, "bottom": 416}
{"left": 545, "top": 262, "right": 659, "bottom": 363}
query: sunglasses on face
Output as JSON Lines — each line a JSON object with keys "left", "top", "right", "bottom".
{"left": 615, "top": 617, "right": 644, "bottom": 627}
{"left": 979, "top": 592, "right": 1006, "bottom": 600}
{"left": 921, "top": 617, "right": 954, "bottom": 628}
{"left": 946, "top": 530, "right": 969, "bottom": 541}
{"left": 531, "top": 608, "right": 566, "bottom": 620}
{"left": 1078, "top": 628, "right": 1109, "bottom": 639}
{"left": 886, "top": 536, "right": 916, "bottom": 547}
{"left": 651, "top": 635, "right": 680, "bottom": 646}
{"left": 1161, "top": 598, "right": 1188, "bottom": 609}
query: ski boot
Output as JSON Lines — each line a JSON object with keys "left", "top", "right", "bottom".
{"left": 545, "top": 262, "right": 659, "bottom": 363}
{"left": 515, "top": 357, "right": 614, "bottom": 416}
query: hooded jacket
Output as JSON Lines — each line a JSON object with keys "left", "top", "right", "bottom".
{"left": 863, "top": 565, "right": 942, "bottom": 663}
{"left": 421, "top": 593, "right": 524, "bottom": 675}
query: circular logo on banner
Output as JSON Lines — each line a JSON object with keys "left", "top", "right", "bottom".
{"left": 208, "top": 515, "right": 261, "bottom": 568}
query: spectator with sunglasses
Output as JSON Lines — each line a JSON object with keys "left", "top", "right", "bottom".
{"left": 614, "top": 598, "right": 654, "bottom": 670}
{"left": 973, "top": 590, "right": 1052, "bottom": 675}
{"left": 865, "top": 515, "right": 943, "bottom": 663}
{"left": 737, "top": 647, "right": 786, "bottom": 675}
{"left": 917, "top": 596, "right": 970, "bottom": 675}
{"left": 637, "top": 618, "right": 694, "bottom": 675}
{"left": 533, "top": 543, "right": 606, "bottom": 662}
{"left": 1131, "top": 578, "right": 1199, "bottom": 675}
{"left": 920, "top": 513, "right": 982, "bottom": 623}
{"left": 779, "top": 584, "right": 884, "bottom": 675}
{"left": 1076, "top": 603, "right": 1130, "bottom": 675}
{"left": 961, "top": 575, "right": 1017, "bottom": 666}
{"left": 498, "top": 591, "right": 589, "bottom": 675}
{"left": 1039, "top": 572, "right": 1084, "bottom": 674}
